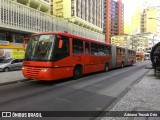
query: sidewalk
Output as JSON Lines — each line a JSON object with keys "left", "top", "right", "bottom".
{"left": 101, "top": 69, "right": 160, "bottom": 120}
{"left": 0, "top": 70, "right": 28, "bottom": 85}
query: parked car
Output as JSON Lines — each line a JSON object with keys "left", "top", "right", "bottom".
{"left": 0, "top": 58, "right": 23, "bottom": 72}
{"left": 0, "top": 58, "right": 5, "bottom": 63}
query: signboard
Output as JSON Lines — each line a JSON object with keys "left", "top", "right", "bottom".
{"left": 12, "top": 49, "right": 25, "bottom": 59}
{"left": 0, "top": 48, "right": 25, "bottom": 59}
{"left": 0, "top": 40, "right": 9, "bottom": 45}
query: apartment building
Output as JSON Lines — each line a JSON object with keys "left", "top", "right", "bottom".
{"left": 111, "top": 35, "right": 149, "bottom": 52}
{"left": 104, "top": 0, "right": 124, "bottom": 43}
{"left": 0, "top": 0, "right": 105, "bottom": 42}
{"left": 0, "top": 0, "right": 105, "bottom": 59}
{"left": 52, "top": 0, "right": 104, "bottom": 33}
{"left": 141, "top": 6, "right": 160, "bottom": 47}
{"left": 111, "top": 35, "right": 131, "bottom": 48}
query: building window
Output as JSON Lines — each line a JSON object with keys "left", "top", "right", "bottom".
{"left": 0, "top": 33, "right": 5, "bottom": 41}
{"left": 15, "top": 34, "right": 25, "bottom": 43}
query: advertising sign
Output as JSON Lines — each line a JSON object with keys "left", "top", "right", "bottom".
{"left": 0, "top": 48, "right": 25, "bottom": 59}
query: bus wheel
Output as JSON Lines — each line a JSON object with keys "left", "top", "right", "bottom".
{"left": 73, "top": 66, "right": 82, "bottom": 80}
{"left": 104, "top": 63, "right": 109, "bottom": 72}
{"left": 121, "top": 62, "right": 124, "bottom": 68}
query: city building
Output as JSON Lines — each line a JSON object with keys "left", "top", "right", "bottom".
{"left": 124, "top": 4, "right": 160, "bottom": 49}
{"left": 52, "top": 0, "right": 104, "bottom": 33}
{"left": 111, "top": 35, "right": 149, "bottom": 52}
{"left": 111, "top": 35, "right": 131, "bottom": 48}
{"left": 104, "top": 0, "right": 124, "bottom": 43}
{"left": 13, "top": 0, "right": 51, "bottom": 13}
{"left": 141, "top": 6, "right": 160, "bottom": 47}
{"left": 0, "top": 0, "right": 105, "bottom": 59}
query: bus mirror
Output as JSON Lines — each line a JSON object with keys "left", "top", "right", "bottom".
{"left": 23, "top": 37, "right": 30, "bottom": 49}
{"left": 58, "top": 40, "right": 63, "bottom": 48}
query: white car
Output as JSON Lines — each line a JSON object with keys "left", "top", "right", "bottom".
{"left": 0, "top": 58, "right": 23, "bottom": 72}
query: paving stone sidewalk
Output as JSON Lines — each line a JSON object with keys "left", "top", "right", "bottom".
{"left": 101, "top": 69, "right": 160, "bottom": 120}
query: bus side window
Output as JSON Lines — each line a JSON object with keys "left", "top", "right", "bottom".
{"left": 91, "top": 43, "right": 98, "bottom": 55}
{"left": 117, "top": 48, "right": 120, "bottom": 55}
{"left": 104, "top": 46, "right": 108, "bottom": 55}
{"left": 73, "top": 39, "right": 83, "bottom": 54}
{"left": 98, "top": 45, "right": 104, "bottom": 55}
{"left": 129, "top": 50, "right": 131, "bottom": 55}
{"left": 108, "top": 46, "right": 111, "bottom": 55}
{"left": 121, "top": 49, "right": 124, "bottom": 55}
{"left": 54, "top": 36, "right": 70, "bottom": 60}
{"left": 104, "top": 46, "right": 110, "bottom": 55}
{"left": 85, "top": 42, "right": 90, "bottom": 54}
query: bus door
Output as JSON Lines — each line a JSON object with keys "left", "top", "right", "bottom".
{"left": 90, "top": 43, "right": 99, "bottom": 72}
{"left": 72, "top": 38, "right": 85, "bottom": 69}
{"left": 53, "top": 36, "right": 73, "bottom": 79}
{"left": 111, "top": 45, "right": 116, "bottom": 68}
{"left": 83, "top": 42, "right": 91, "bottom": 74}
{"left": 125, "top": 48, "right": 128, "bottom": 66}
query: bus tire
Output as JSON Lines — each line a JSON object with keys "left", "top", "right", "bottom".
{"left": 73, "top": 66, "right": 82, "bottom": 80}
{"left": 104, "top": 63, "right": 109, "bottom": 72}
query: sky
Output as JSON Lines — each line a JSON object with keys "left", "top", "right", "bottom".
{"left": 123, "top": 0, "right": 160, "bottom": 34}
{"left": 123, "top": 0, "right": 144, "bottom": 21}
{"left": 123, "top": 0, "right": 160, "bottom": 21}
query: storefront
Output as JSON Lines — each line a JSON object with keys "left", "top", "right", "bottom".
{"left": 0, "top": 30, "right": 30, "bottom": 60}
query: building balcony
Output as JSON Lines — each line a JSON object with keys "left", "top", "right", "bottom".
{"left": 16, "top": 0, "right": 50, "bottom": 13}
{"left": 55, "top": 5, "right": 63, "bottom": 10}
{"left": 30, "top": 0, "right": 40, "bottom": 9}
{"left": 17, "top": 0, "right": 30, "bottom": 5}
{"left": 55, "top": 0, "right": 63, "bottom": 3}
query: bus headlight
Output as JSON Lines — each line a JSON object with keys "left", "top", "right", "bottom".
{"left": 22, "top": 67, "right": 25, "bottom": 70}
{"left": 41, "top": 69, "right": 50, "bottom": 72}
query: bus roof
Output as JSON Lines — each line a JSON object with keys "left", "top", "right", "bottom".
{"left": 32, "top": 31, "right": 111, "bottom": 46}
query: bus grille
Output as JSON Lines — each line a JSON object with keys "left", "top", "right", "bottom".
{"left": 26, "top": 67, "right": 41, "bottom": 78}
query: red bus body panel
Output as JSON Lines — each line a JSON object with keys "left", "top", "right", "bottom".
{"left": 116, "top": 55, "right": 125, "bottom": 67}
{"left": 22, "top": 54, "right": 112, "bottom": 81}
{"left": 128, "top": 55, "right": 136, "bottom": 65}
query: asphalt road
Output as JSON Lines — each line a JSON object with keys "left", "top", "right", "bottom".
{"left": 0, "top": 61, "right": 151, "bottom": 120}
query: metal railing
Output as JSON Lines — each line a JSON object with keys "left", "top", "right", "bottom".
{"left": 0, "top": 0, "right": 105, "bottom": 42}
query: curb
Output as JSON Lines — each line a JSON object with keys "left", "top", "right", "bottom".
{"left": 0, "top": 79, "right": 31, "bottom": 86}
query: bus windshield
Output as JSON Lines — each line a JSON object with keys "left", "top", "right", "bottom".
{"left": 24, "top": 34, "right": 55, "bottom": 61}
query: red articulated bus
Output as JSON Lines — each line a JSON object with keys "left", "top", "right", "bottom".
{"left": 22, "top": 32, "right": 136, "bottom": 81}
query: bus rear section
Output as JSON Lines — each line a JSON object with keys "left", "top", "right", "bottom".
{"left": 22, "top": 32, "right": 112, "bottom": 81}
{"left": 112, "top": 46, "right": 125, "bottom": 68}
{"left": 127, "top": 49, "right": 136, "bottom": 65}
{"left": 111, "top": 46, "right": 136, "bottom": 68}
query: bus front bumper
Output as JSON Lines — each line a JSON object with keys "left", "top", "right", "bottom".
{"left": 22, "top": 66, "right": 73, "bottom": 81}
{"left": 22, "top": 66, "right": 55, "bottom": 81}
